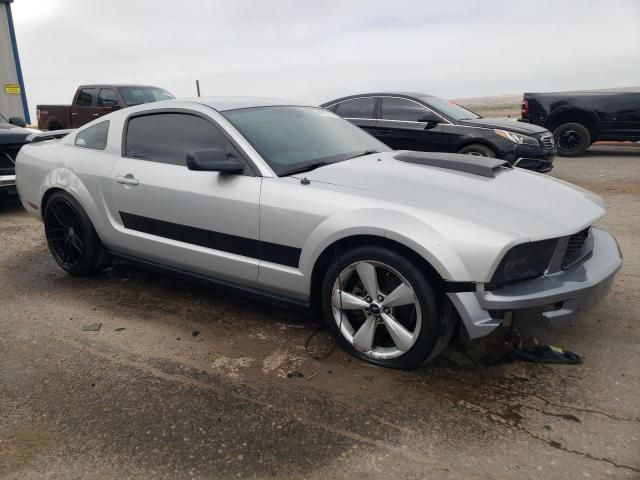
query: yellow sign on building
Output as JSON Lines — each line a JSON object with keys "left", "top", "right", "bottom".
{"left": 4, "top": 84, "right": 21, "bottom": 94}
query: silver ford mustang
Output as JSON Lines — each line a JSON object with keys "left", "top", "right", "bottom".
{"left": 15, "top": 97, "right": 623, "bottom": 369}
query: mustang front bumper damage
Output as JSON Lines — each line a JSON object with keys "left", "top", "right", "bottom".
{"left": 448, "top": 228, "right": 623, "bottom": 339}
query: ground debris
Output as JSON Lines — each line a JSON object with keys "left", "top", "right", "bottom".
{"left": 81, "top": 323, "right": 102, "bottom": 332}
{"left": 286, "top": 371, "right": 304, "bottom": 378}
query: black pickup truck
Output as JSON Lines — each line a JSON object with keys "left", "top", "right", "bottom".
{"left": 521, "top": 90, "right": 640, "bottom": 156}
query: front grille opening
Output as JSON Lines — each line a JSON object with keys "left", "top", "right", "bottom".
{"left": 541, "top": 135, "right": 555, "bottom": 151}
{"left": 562, "top": 227, "right": 591, "bottom": 269}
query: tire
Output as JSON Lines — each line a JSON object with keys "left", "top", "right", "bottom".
{"left": 320, "top": 245, "right": 454, "bottom": 370}
{"left": 457, "top": 144, "right": 497, "bottom": 157}
{"left": 43, "top": 191, "right": 110, "bottom": 276}
{"left": 553, "top": 122, "right": 591, "bottom": 157}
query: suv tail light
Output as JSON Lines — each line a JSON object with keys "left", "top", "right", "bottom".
{"left": 521, "top": 98, "right": 529, "bottom": 119}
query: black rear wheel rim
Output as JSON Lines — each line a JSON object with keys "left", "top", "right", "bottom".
{"left": 558, "top": 130, "right": 581, "bottom": 151}
{"left": 45, "top": 197, "right": 86, "bottom": 268}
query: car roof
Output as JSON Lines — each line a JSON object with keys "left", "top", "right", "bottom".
{"left": 78, "top": 84, "right": 166, "bottom": 89}
{"left": 188, "top": 96, "right": 312, "bottom": 112}
{"left": 320, "top": 92, "right": 434, "bottom": 107}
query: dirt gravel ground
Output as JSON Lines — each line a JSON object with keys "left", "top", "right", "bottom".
{"left": 1, "top": 146, "right": 639, "bottom": 479}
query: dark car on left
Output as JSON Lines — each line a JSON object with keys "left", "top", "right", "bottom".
{"left": 0, "top": 113, "right": 33, "bottom": 201}
{"left": 322, "top": 92, "right": 556, "bottom": 172}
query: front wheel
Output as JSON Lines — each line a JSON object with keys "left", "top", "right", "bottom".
{"left": 320, "top": 245, "right": 454, "bottom": 369}
{"left": 457, "top": 144, "right": 497, "bottom": 157}
{"left": 43, "top": 191, "right": 110, "bottom": 276}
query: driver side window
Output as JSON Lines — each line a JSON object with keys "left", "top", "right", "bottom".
{"left": 124, "top": 112, "right": 250, "bottom": 174}
{"left": 380, "top": 97, "right": 434, "bottom": 122}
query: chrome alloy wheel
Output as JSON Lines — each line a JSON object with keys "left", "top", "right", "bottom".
{"left": 331, "top": 261, "right": 422, "bottom": 360}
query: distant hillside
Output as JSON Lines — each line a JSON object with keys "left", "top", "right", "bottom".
{"left": 454, "top": 86, "right": 640, "bottom": 119}
{"left": 454, "top": 94, "right": 521, "bottom": 118}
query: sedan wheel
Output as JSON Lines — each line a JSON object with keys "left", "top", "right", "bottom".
{"left": 320, "top": 245, "right": 454, "bottom": 369}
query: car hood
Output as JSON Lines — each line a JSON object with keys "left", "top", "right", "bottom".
{"left": 296, "top": 152, "right": 604, "bottom": 240}
{"left": 460, "top": 117, "right": 549, "bottom": 135}
{"left": 0, "top": 122, "right": 33, "bottom": 144}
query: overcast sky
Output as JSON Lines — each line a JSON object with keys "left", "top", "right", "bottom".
{"left": 11, "top": 0, "right": 640, "bottom": 119}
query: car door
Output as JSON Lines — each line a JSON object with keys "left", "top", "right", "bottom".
{"left": 598, "top": 93, "right": 640, "bottom": 140}
{"left": 375, "top": 96, "right": 452, "bottom": 152}
{"left": 70, "top": 88, "right": 101, "bottom": 128}
{"left": 109, "top": 110, "right": 261, "bottom": 286}
{"left": 329, "top": 97, "right": 378, "bottom": 135}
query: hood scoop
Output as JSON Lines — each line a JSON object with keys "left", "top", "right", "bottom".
{"left": 394, "top": 151, "right": 510, "bottom": 178}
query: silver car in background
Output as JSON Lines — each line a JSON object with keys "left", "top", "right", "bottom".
{"left": 15, "top": 97, "right": 622, "bottom": 369}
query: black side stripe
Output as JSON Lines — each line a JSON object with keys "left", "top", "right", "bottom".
{"left": 119, "top": 212, "right": 301, "bottom": 268}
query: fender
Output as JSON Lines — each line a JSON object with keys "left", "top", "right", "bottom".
{"left": 38, "top": 167, "right": 102, "bottom": 227}
{"left": 299, "top": 208, "right": 472, "bottom": 286}
{"left": 545, "top": 106, "right": 600, "bottom": 133}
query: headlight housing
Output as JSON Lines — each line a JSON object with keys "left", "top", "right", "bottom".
{"left": 490, "top": 239, "right": 557, "bottom": 285}
{"left": 494, "top": 129, "right": 539, "bottom": 146}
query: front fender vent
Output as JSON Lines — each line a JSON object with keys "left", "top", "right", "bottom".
{"left": 394, "top": 151, "right": 510, "bottom": 178}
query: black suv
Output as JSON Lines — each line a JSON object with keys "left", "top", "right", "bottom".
{"left": 322, "top": 92, "right": 556, "bottom": 173}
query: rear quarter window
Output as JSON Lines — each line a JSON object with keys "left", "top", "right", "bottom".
{"left": 75, "top": 121, "right": 109, "bottom": 150}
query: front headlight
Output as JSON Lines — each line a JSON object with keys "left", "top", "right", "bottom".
{"left": 490, "top": 239, "right": 557, "bottom": 285}
{"left": 494, "top": 129, "right": 539, "bottom": 146}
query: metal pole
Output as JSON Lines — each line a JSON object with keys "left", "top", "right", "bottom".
{"left": 4, "top": 1, "right": 30, "bottom": 123}
{"left": 196, "top": 80, "right": 201, "bottom": 97}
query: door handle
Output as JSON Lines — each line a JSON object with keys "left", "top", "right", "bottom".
{"left": 92, "top": 113, "right": 99, "bottom": 117}
{"left": 71, "top": 112, "right": 78, "bottom": 116}
{"left": 115, "top": 174, "right": 139, "bottom": 186}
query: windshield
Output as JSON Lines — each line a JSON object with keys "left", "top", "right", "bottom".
{"left": 422, "top": 96, "right": 480, "bottom": 120}
{"left": 222, "top": 106, "right": 389, "bottom": 176}
{"left": 118, "top": 87, "right": 175, "bottom": 106}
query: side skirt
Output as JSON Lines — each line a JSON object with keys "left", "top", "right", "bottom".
{"left": 108, "top": 250, "right": 311, "bottom": 312}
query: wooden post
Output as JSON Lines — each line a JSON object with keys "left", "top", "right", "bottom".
{"left": 196, "top": 80, "right": 201, "bottom": 97}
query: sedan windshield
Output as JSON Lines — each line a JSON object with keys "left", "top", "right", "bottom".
{"left": 422, "top": 96, "right": 480, "bottom": 120}
{"left": 118, "top": 87, "right": 175, "bottom": 106}
{"left": 222, "top": 106, "right": 389, "bottom": 176}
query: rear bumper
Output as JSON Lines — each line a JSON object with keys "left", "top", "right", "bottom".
{"left": 448, "top": 228, "right": 623, "bottom": 339}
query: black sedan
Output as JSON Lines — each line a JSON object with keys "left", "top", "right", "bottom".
{"left": 321, "top": 92, "right": 556, "bottom": 172}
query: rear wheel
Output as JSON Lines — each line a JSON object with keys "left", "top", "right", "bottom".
{"left": 43, "top": 191, "right": 109, "bottom": 275}
{"left": 320, "top": 245, "right": 454, "bottom": 369}
{"left": 457, "top": 144, "right": 497, "bottom": 157}
{"left": 554, "top": 122, "right": 591, "bottom": 157}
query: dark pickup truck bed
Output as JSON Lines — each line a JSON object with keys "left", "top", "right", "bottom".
{"left": 521, "top": 90, "right": 640, "bottom": 156}
{"left": 37, "top": 84, "right": 174, "bottom": 131}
